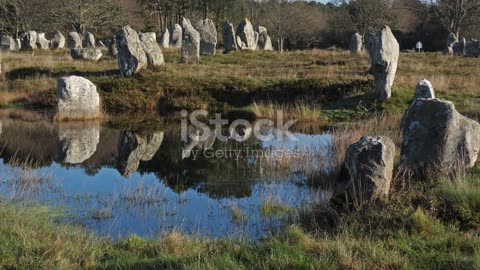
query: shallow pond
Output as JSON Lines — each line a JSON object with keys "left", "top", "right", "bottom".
{"left": 0, "top": 111, "right": 335, "bottom": 240}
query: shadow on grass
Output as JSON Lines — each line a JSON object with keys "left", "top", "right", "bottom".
{"left": 6, "top": 67, "right": 120, "bottom": 80}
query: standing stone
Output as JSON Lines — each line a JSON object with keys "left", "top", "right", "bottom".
{"left": 139, "top": 32, "right": 164, "bottom": 67}
{"left": 181, "top": 18, "right": 200, "bottom": 64}
{"left": 50, "top": 31, "right": 66, "bottom": 49}
{"left": 117, "top": 131, "right": 164, "bottom": 177}
{"left": 196, "top": 18, "right": 217, "bottom": 55}
{"left": 257, "top": 26, "right": 273, "bottom": 51}
{"left": 465, "top": 40, "right": 480, "bottom": 58}
{"left": 20, "top": 31, "right": 37, "bottom": 50}
{"left": 452, "top": 37, "right": 466, "bottom": 56}
{"left": 57, "top": 76, "right": 101, "bottom": 120}
{"left": 236, "top": 35, "right": 245, "bottom": 50}
{"left": 370, "top": 26, "right": 399, "bottom": 101}
{"left": 82, "top": 32, "right": 95, "bottom": 48}
{"left": 447, "top": 32, "right": 458, "bottom": 49}
{"left": 70, "top": 48, "right": 103, "bottom": 61}
{"left": 222, "top": 21, "right": 237, "bottom": 53}
{"left": 0, "top": 35, "right": 16, "bottom": 50}
{"left": 14, "top": 39, "right": 20, "bottom": 50}
{"left": 170, "top": 24, "right": 183, "bottom": 49}
{"left": 160, "top": 28, "right": 170, "bottom": 49}
{"left": 58, "top": 122, "right": 100, "bottom": 164}
{"left": 36, "top": 33, "right": 50, "bottom": 49}
{"left": 350, "top": 32, "right": 363, "bottom": 54}
{"left": 401, "top": 98, "right": 480, "bottom": 172}
{"left": 115, "top": 26, "right": 148, "bottom": 76}
{"left": 345, "top": 136, "right": 395, "bottom": 201}
{"left": 68, "top": 32, "right": 82, "bottom": 49}
{"left": 413, "top": 79, "right": 435, "bottom": 101}
{"left": 108, "top": 36, "right": 118, "bottom": 57}
{"left": 236, "top": 18, "right": 256, "bottom": 50}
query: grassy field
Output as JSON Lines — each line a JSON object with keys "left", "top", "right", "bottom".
{"left": 1, "top": 48, "right": 480, "bottom": 269}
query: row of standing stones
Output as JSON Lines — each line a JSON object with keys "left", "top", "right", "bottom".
{"left": 54, "top": 17, "right": 273, "bottom": 120}
{"left": 445, "top": 32, "right": 480, "bottom": 57}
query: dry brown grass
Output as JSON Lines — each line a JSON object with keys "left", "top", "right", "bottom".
{"left": 252, "top": 101, "right": 323, "bottom": 122}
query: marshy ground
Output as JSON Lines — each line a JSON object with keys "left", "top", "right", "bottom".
{"left": 1, "top": 48, "right": 480, "bottom": 269}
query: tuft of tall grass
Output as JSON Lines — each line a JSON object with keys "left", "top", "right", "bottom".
{"left": 252, "top": 101, "right": 323, "bottom": 122}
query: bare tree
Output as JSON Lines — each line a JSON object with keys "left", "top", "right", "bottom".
{"left": 52, "top": 0, "right": 123, "bottom": 34}
{"left": 433, "top": 0, "right": 480, "bottom": 36}
{"left": 345, "top": 0, "right": 394, "bottom": 37}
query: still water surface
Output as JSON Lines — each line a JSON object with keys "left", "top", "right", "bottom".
{"left": 0, "top": 112, "right": 334, "bottom": 240}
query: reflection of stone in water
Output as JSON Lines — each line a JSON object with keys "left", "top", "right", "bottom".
{"left": 58, "top": 121, "right": 100, "bottom": 164}
{"left": 117, "top": 131, "right": 164, "bottom": 177}
{"left": 182, "top": 129, "right": 218, "bottom": 159}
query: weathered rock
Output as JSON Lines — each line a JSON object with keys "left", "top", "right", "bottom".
{"left": 50, "top": 31, "right": 66, "bottom": 49}
{"left": 108, "top": 36, "right": 118, "bottom": 56}
{"left": 115, "top": 26, "right": 148, "bottom": 76}
{"left": 57, "top": 76, "right": 101, "bottom": 120}
{"left": 222, "top": 21, "right": 237, "bottom": 53}
{"left": 117, "top": 131, "right": 164, "bottom": 177}
{"left": 236, "top": 35, "right": 245, "bottom": 50}
{"left": 82, "top": 32, "right": 95, "bottom": 48}
{"left": 257, "top": 26, "right": 273, "bottom": 51}
{"left": 350, "top": 32, "right": 363, "bottom": 54}
{"left": 20, "top": 31, "right": 37, "bottom": 50}
{"left": 447, "top": 32, "right": 458, "bottom": 48}
{"left": 67, "top": 32, "right": 82, "bottom": 49}
{"left": 465, "top": 40, "right": 480, "bottom": 58}
{"left": 370, "top": 26, "right": 399, "bottom": 101}
{"left": 181, "top": 18, "right": 200, "bottom": 64}
{"left": 58, "top": 122, "right": 100, "bottom": 164}
{"left": 170, "top": 24, "right": 183, "bottom": 49}
{"left": 14, "top": 39, "right": 21, "bottom": 50}
{"left": 1, "top": 35, "right": 16, "bottom": 50}
{"left": 452, "top": 37, "right": 466, "bottom": 56}
{"left": 413, "top": 79, "right": 435, "bottom": 100}
{"left": 345, "top": 136, "right": 395, "bottom": 201}
{"left": 236, "top": 18, "right": 256, "bottom": 50}
{"left": 160, "top": 28, "right": 170, "bottom": 49}
{"left": 36, "top": 33, "right": 50, "bottom": 49}
{"left": 70, "top": 48, "right": 103, "bottom": 61}
{"left": 196, "top": 18, "right": 217, "bottom": 55}
{"left": 139, "top": 32, "right": 164, "bottom": 67}
{"left": 401, "top": 98, "right": 480, "bottom": 172}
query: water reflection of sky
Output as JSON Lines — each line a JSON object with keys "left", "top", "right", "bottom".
{"left": 0, "top": 117, "right": 333, "bottom": 240}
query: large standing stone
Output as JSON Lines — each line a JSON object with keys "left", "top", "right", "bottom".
{"left": 350, "top": 32, "right": 363, "bottom": 54}
{"left": 181, "top": 18, "right": 200, "bottom": 64}
{"left": 50, "top": 31, "right": 66, "bottom": 49}
{"left": 70, "top": 48, "right": 103, "bottom": 61}
{"left": 447, "top": 32, "right": 458, "bottom": 48}
{"left": 465, "top": 40, "right": 480, "bottom": 58}
{"left": 14, "top": 39, "right": 21, "bottom": 50}
{"left": 170, "top": 24, "right": 183, "bottom": 49}
{"left": 196, "top": 18, "right": 217, "bottom": 55}
{"left": 0, "top": 35, "right": 16, "bottom": 50}
{"left": 20, "top": 31, "right": 37, "bottom": 50}
{"left": 68, "top": 32, "right": 82, "bottom": 49}
{"left": 452, "top": 37, "right": 466, "bottom": 56}
{"left": 370, "top": 26, "right": 399, "bottom": 101}
{"left": 345, "top": 136, "right": 395, "bottom": 201}
{"left": 36, "top": 33, "right": 50, "bottom": 49}
{"left": 160, "top": 28, "right": 170, "bottom": 49}
{"left": 401, "top": 98, "right": 480, "bottom": 172}
{"left": 117, "top": 131, "right": 164, "bottom": 177}
{"left": 257, "top": 26, "right": 273, "bottom": 51}
{"left": 222, "top": 21, "right": 237, "bottom": 53}
{"left": 58, "top": 122, "right": 100, "bottom": 164}
{"left": 82, "top": 32, "right": 95, "bottom": 48}
{"left": 115, "top": 26, "right": 148, "bottom": 76}
{"left": 57, "top": 76, "right": 101, "bottom": 120}
{"left": 236, "top": 18, "right": 256, "bottom": 50}
{"left": 139, "top": 32, "right": 164, "bottom": 67}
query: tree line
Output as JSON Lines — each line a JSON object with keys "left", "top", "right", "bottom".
{"left": 0, "top": 0, "right": 479, "bottom": 52}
